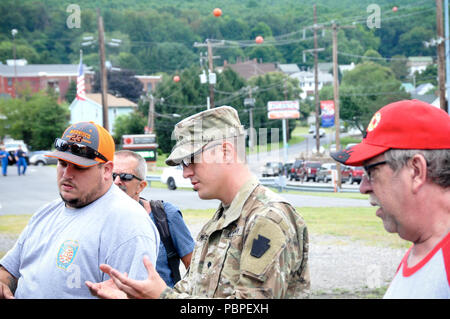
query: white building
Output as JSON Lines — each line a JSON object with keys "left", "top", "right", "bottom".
{"left": 290, "top": 70, "right": 333, "bottom": 99}
{"left": 69, "top": 93, "right": 137, "bottom": 135}
{"left": 407, "top": 57, "right": 433, "bottom": 76}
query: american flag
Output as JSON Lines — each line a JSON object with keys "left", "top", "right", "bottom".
{"left": 76, "top": 51, "right": 86, "bottom": 100}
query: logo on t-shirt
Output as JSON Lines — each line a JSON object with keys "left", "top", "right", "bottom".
{"left": 56, "top": 240, "right": 79, "bottom": 270}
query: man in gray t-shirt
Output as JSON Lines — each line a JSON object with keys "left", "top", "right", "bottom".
{"left": 0, "top": 121, "right": 160, "bottom": 299}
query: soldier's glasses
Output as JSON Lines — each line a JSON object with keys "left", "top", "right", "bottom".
{"left": 181, "top": 142, "right": 222, "bottom": 167}
{"left": 54, "top": 138, "right": 108, "bottom": 162}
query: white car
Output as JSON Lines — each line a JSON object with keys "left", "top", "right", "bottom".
{"left": 160, "top": 165, "right": 193, "bottom": 190}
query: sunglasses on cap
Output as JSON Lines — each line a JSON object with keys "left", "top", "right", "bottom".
{"left": 112, "top": 172, "right": 143, "bottom": 182}
{"left": 54, "top": 138, "right": 108, "bottom": 162}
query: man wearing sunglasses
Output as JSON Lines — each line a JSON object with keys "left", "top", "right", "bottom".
{"left": 0, "top": 121, "right": 160, "bottom": 299}
{"left": 112, "top": 150, "right": 194, "bottom": 288}
{"left": 330, "top": 100, "right": 450, "bottom": 299}
{"left": 86, "top": 106, "right": 310, "bottom": 299}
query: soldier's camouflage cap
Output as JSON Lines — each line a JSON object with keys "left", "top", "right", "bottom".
{"left": 165, "top": 106, "right": 245, "bottom": 166}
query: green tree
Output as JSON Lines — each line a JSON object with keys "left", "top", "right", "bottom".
{"left": 328, "top": 62, "right": 410, "bottom": 132}
{"left": 65, "top": 80, "right": 77, "bottom": 103}
{"left": 0, "top": 92, "right": 69, "bottom": 150}
{"left": 93, "top": 69, "right": 143, "bottom": 103}
{"left": 112, "top": 111, "right": 147, "bottom": 145}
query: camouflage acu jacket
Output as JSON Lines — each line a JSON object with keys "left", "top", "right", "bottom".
{"left": 160, "top": 176, "right": 310, "bottom": 299}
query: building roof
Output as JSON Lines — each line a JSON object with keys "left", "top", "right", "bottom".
{"left": 0, "top": 63, "right": 93, "bottom": 77}
{"left": 224, "top": 59, "right": 277, "bottom": 80}
{"left": 408, "top": 56, "right": 433, "bottom": 62}
{"left": 290, "top": 70, "right": 333, "bottom": 83}
{"left": 85, "top": 93, "right": 137, "bottom": 108}
{"left": 277, "top": 63, "right": 300, "bottom": 74}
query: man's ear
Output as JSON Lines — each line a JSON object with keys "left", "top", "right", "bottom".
{"left": 102, "top": 161, "right": 114, "bottom": 178}
{"left": 408, "top": 154, "right": 428, "bottom": 194}
{"left": 138, "top": 180, "right": 148, "bottom": 194}
{"left": 221, "top": 141, "right": 235, "bottom": 164}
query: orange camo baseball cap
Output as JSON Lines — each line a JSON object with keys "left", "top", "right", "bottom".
{"left": 330, "top": 99, "right": 450, "bottom": 166}
{"left": 46, "top": 121, "right": 115, "bottom": 167}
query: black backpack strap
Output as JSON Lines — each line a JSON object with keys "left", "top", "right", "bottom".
{"left": 150, "top": 200, "right": 182, "bottom": 284}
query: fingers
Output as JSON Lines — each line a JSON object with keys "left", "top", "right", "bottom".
{"left": 99, "top": 264, "right": 113, "bottom": 275}
{"left": 0, "top": 284, "right": 15, "bottom": 299}
{"left": 143, "top": 255, "right": 156, "bottom": 277}
{"left": 109, "top": 269, "right": 140, "bottom": 299}
{"left": 85, "top": 281, "right": 100, "bottom": 297}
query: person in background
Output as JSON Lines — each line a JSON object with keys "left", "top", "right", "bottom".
{"left": 112, "top": 150, "right": 194, "bottom": 287}
{"left": 14, "top": 145, "right": 27, "bottom": 176}
{"left": 0, "top": 145, "right": 10, "bottom": 176}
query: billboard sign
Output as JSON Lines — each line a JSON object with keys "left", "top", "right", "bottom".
{"left": 320, "top": 100, "right": 335, "bottom": 127}
{"left": 267, "top": 100, "right": 300, "bottom": 119}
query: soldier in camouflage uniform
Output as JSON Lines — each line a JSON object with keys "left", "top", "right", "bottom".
{"left": 86, "top": 106, "right": 310, "bottom": 299}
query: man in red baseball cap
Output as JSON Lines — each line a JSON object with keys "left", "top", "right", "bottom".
{"left": 331, "top": 99, "right": 450, "bottom": 299}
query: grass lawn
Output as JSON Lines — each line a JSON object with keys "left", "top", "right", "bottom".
{"left": 0, "top": 200, "right": 408, "bottom": 260}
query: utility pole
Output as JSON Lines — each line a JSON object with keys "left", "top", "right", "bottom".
{"left": 313, "top": 5, "right": 320, "bottom": 154}
{"left": 322, "top": 21, "right": 354, "bottom": 190}
{"left": 436, "top": 0, "right": 447, "bottom": 112}
{"left": 332, "top": 22, "right": 342, "bottom": 189}
{"left": 244, "top": 87, "right": 256, "bottom": 152}
{"left": 11, "top": 29, "right": 18, "bottom": 98}
{"left": 194, "top": 40, "right": 221, "bottom": 108}
{"left": 97, "top": 9, "right": 109, "bottom": 131}
{"left": 147, "top": 94, "right": 155, "bottom": 133}
{"left": 207, "top": 39, "right": 215, "bottom": 108}
{"left": 303, "top": 5, "right": 324, "bottom": 155}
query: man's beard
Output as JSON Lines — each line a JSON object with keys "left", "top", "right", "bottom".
{"left": 60, "top": 192, "right": 99, "bottom": 209}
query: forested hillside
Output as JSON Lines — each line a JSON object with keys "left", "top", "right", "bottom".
{"left": 0, "top": 0, "right": 437, "bottom": 74}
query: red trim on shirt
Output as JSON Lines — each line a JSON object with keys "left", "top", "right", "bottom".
{"left": 442, "top": 234, "right": 450, "bottom": 286}
{"left": 401, "top": 232, "right": 450, "bottom": 278}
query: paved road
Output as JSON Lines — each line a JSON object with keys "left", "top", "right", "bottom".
{"left": 0, "top": 164, "right": 368, "bottom": 216}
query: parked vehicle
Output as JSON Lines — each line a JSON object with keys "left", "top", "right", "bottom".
{"left": 160, "top": 165, "right": 192, "bottom": 190}
{"left": 312, "top": 128, "right": 326, "bottom": 138}
{"left": 29, "top": 151, "right": 58, "bottom": 166}
{"left": 298, "top": 161, "right": 322, "bottom": 182}
{"left": 282, "top": 162, "right": 294, "bottom": 177}
{"left": 341, "top": 166, "right": 364, "bottom": 184}
{"left": 315, "top": 163, "right": 337, "bottom": 183}
{"left": 261, "top": 161, "right": 283, "bottom": 177}
{"left": 289, "top": 159, "right": 304, "bottom": 181}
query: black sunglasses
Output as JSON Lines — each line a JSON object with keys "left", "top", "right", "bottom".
{"left": 55, "top": 138, "right": 108, "bottom": 162}
{"left": 112, "top": 172, "right": 143, "bottom": 182}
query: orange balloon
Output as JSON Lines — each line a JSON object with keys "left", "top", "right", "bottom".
{"left": 173, "top": 75, "right": 180, "bottom": 82}
{"left": 213, "top": 8, "right": 222, "bottom": 17}
{"left": 255, "top": 36, "right": 264, "bottom": 44}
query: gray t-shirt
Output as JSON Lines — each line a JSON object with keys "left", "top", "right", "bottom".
{"left": 0, "top": 184, "right": 160, "bottom": 298}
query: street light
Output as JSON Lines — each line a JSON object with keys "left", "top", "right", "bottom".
{"left": 11, "top": 29, "right": 18, "bottom": 97}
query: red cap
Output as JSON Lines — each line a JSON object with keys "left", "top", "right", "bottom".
{"left": 330, "top": 100, "right": 450, "bottom": 166}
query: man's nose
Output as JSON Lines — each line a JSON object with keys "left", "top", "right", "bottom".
{"left": 113, "top": 174, "right": 122, "bottom": 184}
{"left": 182, "top": 164, "right": 193, "bottom": 179}
{"left": 359, "top": 175, "right": 372, "bottom": 194}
